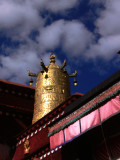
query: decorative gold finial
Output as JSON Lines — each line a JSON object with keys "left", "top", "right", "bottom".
{"left": 27, "top": 54, "right": 78, "bottom": 124}
{"left": 50, "top": 54, "right": 55, "bottom": 63}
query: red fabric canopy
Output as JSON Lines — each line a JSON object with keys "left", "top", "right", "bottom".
{"left": 50, "top": 96, "right": 120, "bottom": 149}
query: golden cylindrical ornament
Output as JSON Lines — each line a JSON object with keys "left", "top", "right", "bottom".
{"left": 32, "top": 55, "right": 71, "bottom": 124}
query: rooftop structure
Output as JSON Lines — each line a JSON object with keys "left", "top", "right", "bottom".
{"left": 0, "top": 56, "right": 120, "bottom": 160}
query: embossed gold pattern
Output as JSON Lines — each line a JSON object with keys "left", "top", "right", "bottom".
{"left": 32, "top": 54, "right": 71, "bottom": 124}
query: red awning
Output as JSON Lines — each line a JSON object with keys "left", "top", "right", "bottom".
{"left": 50, "top": 96, "right": 120, "bottom": 149}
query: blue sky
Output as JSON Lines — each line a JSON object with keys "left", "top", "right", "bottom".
{"left": 0, "top": 0, "right": 120, "bottom": 94}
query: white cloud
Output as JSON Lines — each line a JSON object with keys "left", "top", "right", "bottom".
{"left": 38, "top": 21, "right": 63, "bottom": 50}
{"left": 0, "top": 49, "right": 40, "bottom": 83}
{"left": 85, "top": 0, "right": 120, "bottom": 60}
{"left": 0, "top": 0, "right": 79, "bottom": 31}
{"left": 0, "top": 1, "right": 40, "bottom": 28}
{"left": 38, "top": 20, "right": 93, "bottom": 56}
{"left": 30, "top": 0, "right": 79, "bottom": 13}
{"left": 0, "top": 1, "right": 43, "bottom": 41}
{"left": 86, "top": 34, "right": 120, "bottom": 60}
{"left": 95, "top": 0, "right": 120, "bottom": 36}
{"left": 0, "top": 0, "right": 79, "bottom": 41}
{"left": 62, "top": 21, "right": 93, "bottom": 56}
{"left": 0, "top": 0, "right": 80, "bottom": 45}
{"left": 44, "top": 0, "right": 78, "bottom": 12}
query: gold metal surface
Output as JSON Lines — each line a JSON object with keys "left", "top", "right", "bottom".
{"left": 24, "top": 140, "right": 30, "bottom": 155}
{"left": 32, "top": 54, "right": 71, "bottom": 124}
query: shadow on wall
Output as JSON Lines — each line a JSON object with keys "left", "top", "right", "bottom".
{"left": 0, "top": 143, "right": 15, "bottom": 160}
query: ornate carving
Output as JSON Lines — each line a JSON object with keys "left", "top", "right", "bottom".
{"left": 24, "top": 140, "right": 30, "bottom": 155}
